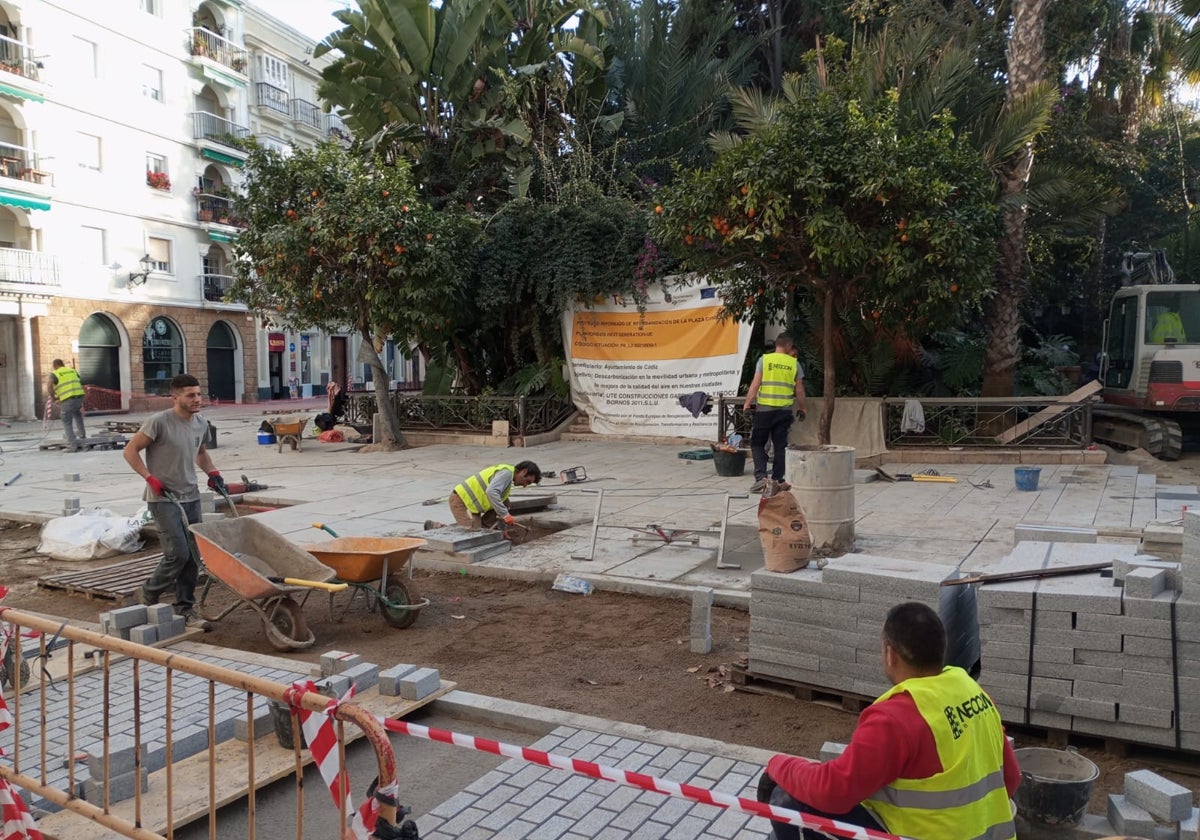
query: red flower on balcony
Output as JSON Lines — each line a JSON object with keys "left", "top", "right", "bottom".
{"left": 147, "top": 170, "right": 171, "bottom": 191}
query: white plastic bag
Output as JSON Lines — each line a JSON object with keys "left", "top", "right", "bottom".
{"left": 37, "top": 508, "right": 145, "bottom": 561}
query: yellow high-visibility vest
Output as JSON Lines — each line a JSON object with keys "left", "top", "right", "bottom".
{"left": 52, "top": 367, "right": 86, "bottom": 401}
{"left": 863, "top": 667, "right": 1015, "bottom": 840}
{"left": 758, "top": 353, "right": 797, "bottom": 408}
{"left": 454, "top": 464, "right": 515, "bottom": 514}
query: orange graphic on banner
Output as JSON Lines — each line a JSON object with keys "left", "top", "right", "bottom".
{"left": 571, "top": 307, "right": 736, "bottom": 361}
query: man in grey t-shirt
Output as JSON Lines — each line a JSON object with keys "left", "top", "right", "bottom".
{"left": 123, "top": 373, "right": 226, "bottom": 629}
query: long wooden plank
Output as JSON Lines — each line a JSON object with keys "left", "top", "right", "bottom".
{"left": 37, "top": 679, "right": 455, "bottom": 840}
{"left": 995, "top": 380, "right": 1102, "bottom": 444}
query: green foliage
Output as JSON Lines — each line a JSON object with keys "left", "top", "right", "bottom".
{"left": 919, "top": 330, "right": 1076, "bottom": 397}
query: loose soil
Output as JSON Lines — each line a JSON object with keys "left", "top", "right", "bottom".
{"left": 2, "top": 445, "right": 1196, "bottom": 814}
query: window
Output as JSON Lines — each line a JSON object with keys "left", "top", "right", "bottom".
{"left": 143, "top": 317, "right": 184, "bottom": 396}
{"left": 139, "top": 0, "right": 161, "bottom": 16}
{"left": 77, "top": 132, "right": 101, "bottom": 171}
{"left": 74, "top": 37, "right": 98, "bottom": 78}
{"left": 147, "top": 236, "right": 172, "bottom": 274}
{"left": 258, "top": 53, "right": 289, "bottom": 89}
{"left": 257, "top": 135, "right": 292, "bottom": 156}
{"left": 145, "top": 153, "right": 169, "bottom": 189}
{"left": 80, "top": 226, "right": 105, "bottom": 265}
{"left": 142, "top": 65, "right": 163, "bottom": 102}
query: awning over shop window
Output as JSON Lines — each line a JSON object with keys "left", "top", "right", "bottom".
{"left": 0, "top": 82, "right": 43, "bottom": 103}
{"left": 0, "top": 189, "right": 49, "bottom": 211}
{"left": 208, "top": 230, "right": 234, "bottom": 243}
{"left": 200, "top": 148, "right": 244, "bottom": 168}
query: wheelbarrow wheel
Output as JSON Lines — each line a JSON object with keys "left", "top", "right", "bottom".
{"left": 380, "top": 576, "right": 420, "bottom": 629}
{"left": 265, "top": 597, "right": 313, "bottom": 651}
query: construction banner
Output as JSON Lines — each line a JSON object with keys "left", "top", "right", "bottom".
{"left": 562, "top": 282, "right": 752, "bottom": 437}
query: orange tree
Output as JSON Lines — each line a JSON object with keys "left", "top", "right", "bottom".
{"left": 654, "top": 86, "right": 998, "bottom": 444}
{"left": 230, "top": 142, "right": 477, "bottom": 449}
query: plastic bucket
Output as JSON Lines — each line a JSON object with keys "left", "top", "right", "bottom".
{"left": 713, "top": 449, "right": 747, "bottom": 477}
{"left": 270, "top": 700, "right": 305, "bottom": 750}
{"left": 1013, "top": 747, "right": 1099, "bottom": 826}
{"left": 257, "top": 431, "right": 277, "bottom": 446}
{"left": 1014, "top": 466, "right": 1042, "bottom": 491}
{"left": 785, "top": 445, "right": 856, "bottom": 552}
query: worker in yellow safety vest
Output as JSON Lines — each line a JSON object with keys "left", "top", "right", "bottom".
{"left": 48, "top": 358, "right": 87, "bottom": 452}
{"left": 449, "top": 461, "right": 542, "bottom": 530}
{"left": 758, "top": 602, "right": 1020, "bottom": 840}
{"left": 743, "top": 333, "right": 807, "bottom": 493}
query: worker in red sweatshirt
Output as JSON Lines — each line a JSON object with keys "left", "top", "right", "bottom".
{"left": 760, "top": 602, "right": 1021, "bottom": 840}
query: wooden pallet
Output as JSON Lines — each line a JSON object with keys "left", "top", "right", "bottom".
{"left": 1006, "top": 722, "right": 1200, "bottom": 776}
{"left": 729, "top": 664, "right": 872, "bottom": 713}
{"left": 39, "top": 433, "right": 127, "bottom": 452}
{"left": 37, "top": 553, "right": 164, "bottom": 600}
{"left": 103, "top": 420, "right": 142, "bottom": 433}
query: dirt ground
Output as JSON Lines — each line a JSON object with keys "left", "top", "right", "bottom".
{"left": 2, "top": 445, "right": 1196, "bottom": 813}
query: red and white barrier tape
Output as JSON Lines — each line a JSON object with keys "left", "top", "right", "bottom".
{"left": 0, "top": 695, "right": 44, "bottom": 840}
{"left": 377, "top": 717, "right": 905, "bottom": 840}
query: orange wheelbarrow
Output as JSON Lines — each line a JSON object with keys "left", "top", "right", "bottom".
{"left": 305, "top": 524, "right": 429, "bottom": 629}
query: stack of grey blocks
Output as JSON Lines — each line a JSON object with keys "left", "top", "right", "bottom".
{"left": 99, "top": 604, "right": 186, "bottom": 645}
{"left": 412, "top": 525, "right": 511, "bottom": 566}
{"left": 317, "top": 649, "right": 441, "bottom": 701}
{"left": 1018, "top": 769, "right": 1197, "bottom": 840}
{"left": 748, "top": 555, "right": 977, "bottom": 699}
{"left": 973, "top": 535, "right": 1200, "bottom": 750}
{"left": 80, "top": 735, "right": 149, "bottom": 806}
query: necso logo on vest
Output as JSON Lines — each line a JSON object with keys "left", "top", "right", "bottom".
{"left": 942, "top": 691, "right": 996, "bottom": 740}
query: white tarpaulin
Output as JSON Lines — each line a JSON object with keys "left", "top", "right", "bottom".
{"left": 562, "top": 282, "right": 753, "bottom": 437}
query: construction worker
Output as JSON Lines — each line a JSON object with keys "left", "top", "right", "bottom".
{"left": 759, "top": 602, "right": 1020, "bottom": 840}
{"left": 743, "top": 333, "right": 807, "bottom": 493}
{"left": 48, "top": 358, "right": 87, "bottom": 452}
{"left": 450, "top": 461, "right": 541, "bottom": 530}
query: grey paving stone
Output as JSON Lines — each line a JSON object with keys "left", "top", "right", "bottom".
{"left": 83, "top": 735, "right": 146, "bottom": 778}
{"left": 665, "top": 814, "right": 718, "bottom": 837}
{"left": 233, "top": 704, "right": 273, "bottom": 741}
{"left": 512, "top": 779, "right": 559, "bottom": 807}
{"left": 1125, "top": 566, "right": 1170, "bottom": 599}
{"left": 109, "top": 605, "right": 148, "bottom": 630}
{"left": 377, "top": 663, "right": 418, "bottom": 696}
{"left": 438, "top": 806, "right": 490, "bottom": 836}
{"left": 529, "top": 816, "right": 583, "bottom": 840}
{"left": 83, "top": 767, "right": 148, "bottom": 804}
{"left": 697, "top": 756, "right": 734, "bottom": 780}
{"left": 522, "top": 792, "right": 569, "bottom": 824}
{"left": 559, "top": 790, "right": 607, "bottom": 820}
{"left": 600, "top": 783, "right": 644, "bottom": 813}
{"left": 319, "top": 650, "right": 362, "bottom": 676}
{"left": 428, "top": 790, "right": 479, "bottom": 819}
{"left": 713, "top": 772, "right": 755, "bottom": 794}
{"left": 611, "top": 801, "right": 657, "bottom": 831}
{"left": 477, "top": 801, "right": 526, "bottom": 831}
{"left": 463, "top": 769, "right": 509, "bottom": 796}
{"left": 1108, "top": 793, "right": 1158, "bottom": 836}
{"left": 570, "top": 803, "right": 618, "bottom": 835}
{"left": 340, "top": 661, "right": 380, "bottom": 692}
{"left": 647, "top": 747, "right": 686, "bottom": 770}
{"left": 1124, "top": 769, "right": 1194, "bottom": 821}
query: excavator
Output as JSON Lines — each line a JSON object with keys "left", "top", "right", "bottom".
{"left": 1094, "top": 249, "right": 1200, "bottom": 460}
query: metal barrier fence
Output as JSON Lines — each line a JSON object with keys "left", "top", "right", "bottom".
{"left": 344, "top": 392, "right": 575, "bottom": 437}
{"left": 0, "top": 607, "right": 396, "bottom": 840}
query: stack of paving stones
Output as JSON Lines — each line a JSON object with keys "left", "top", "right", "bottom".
{"left": 1017, "top": 769, "right": 1198, "bottom": 840}
{"left": 413, "top": 525, "right": 511, "bottom": 565}
{"left": 748, "top": 555, "right": 976, "bottom": 699}
{"left": 313, "top": 650, "right": 441, "bottom": 701}
{"left": 972, "top": 537, "right": 1200, "bottom": 750}
{"left": 416, "top": 725, "right": 773, "bottom": 839}
{"left": 0, "top": 649, "right": 308, "bottom": 814}
{"left": 99, "top": 604, "right": 186, "bottom": 645}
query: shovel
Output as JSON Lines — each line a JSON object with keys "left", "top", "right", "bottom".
{"left": 874, "top": 467, "right": 957, "bottom": 483}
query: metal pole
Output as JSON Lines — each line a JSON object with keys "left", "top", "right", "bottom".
{"left": 570, "top": 489, "right": 605, "bottom": 561}
{"left": 716, "top": 492, "right": 749, "bottom": 569}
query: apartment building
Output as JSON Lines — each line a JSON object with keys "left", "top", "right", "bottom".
{"left": 0, "top": 0, "right": 403, "bottom": 420}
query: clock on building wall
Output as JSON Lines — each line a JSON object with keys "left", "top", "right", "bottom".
{"left": 153, "top": 318, "right": 168, "bottom": 337}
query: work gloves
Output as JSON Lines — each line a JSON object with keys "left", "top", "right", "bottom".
{"left": 756, "top": 770, "right": 777, "bottom": 803}
{"left": 503, "top": 514, "right": 516, "bottom": 526}
{"left": 794, "top": 409, "right": 807, "bottom": 422}
{"left": 145, "top": 475, "right": 166, "bottom": 497}
{"left": 207, "top": 471, "right": 227, "bottom": 494}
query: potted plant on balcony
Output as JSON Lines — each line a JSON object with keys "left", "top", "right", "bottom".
{"left": 146, "top": 170, "right": 171, "bottom": 191}
{"left": 191, "top": 31, "right": 209, "bottom": 57}
{"left": 231, "top": 55, "right": 247, "bottom": 73}
{"left": 199, "top": 206, "right": 213, "bottom": 222}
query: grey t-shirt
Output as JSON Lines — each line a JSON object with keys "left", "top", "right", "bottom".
{"left": 140, "top": 409, "right": 208, "bottom": 502}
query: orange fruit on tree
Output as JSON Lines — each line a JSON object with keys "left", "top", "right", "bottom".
{"left": 311, "top": 190, "right": 319, "bottom": 197}
{"left": 402, "top": 205, "right": 410, "bottom": 213}
{"left": 425, "top": 233, "right": 433, "bottom": 241}
{"left": 684, "top": 235, "right": 695, "bottom": 245}
{"left": 654, "top": 205, "right": 663, "bottom": 214}
{"left": 950, "top": 283, "right": 959, "bottom": 293}
{"left": 747, "top": 208, "right": 756, "bottom": 219}
{"left": 900, "top": 234, "right": 908, "bottom": 243}
{"left": 740, "top": 185, "right": 749, "bottom": 196}
{"left": 382, "top": 190, "right": 390, "bottom": 197}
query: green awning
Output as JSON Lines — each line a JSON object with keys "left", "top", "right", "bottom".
{"left": 0, "top": 190, "right": 49, "bottom": 211}
{"left": 0, "top": 82, "right": 43, "bottom": 103}
{"left": 208, "top": 230, "right": 234, "bottom": 242}
{"left": 201, "top": 147, "right": 244, "bottom": 168}
{"left": 201, "top": 63, "right": 247, "bottom": 89}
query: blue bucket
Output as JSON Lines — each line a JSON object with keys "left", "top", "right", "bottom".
{"left": 257, "top": 431, "right": 277, "bottom": 446}
{"left": 1014, "top": 466, "right": 1041, "bottom": 491}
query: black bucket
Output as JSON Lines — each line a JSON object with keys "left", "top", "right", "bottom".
{"left": 270, "top": 700, "right": 304, "bottom": 750}
{"left": 1013, "top": 747, "right": 1099, "bottom": 826}
{"left": 713, "top": 449, "right": 747, "bottom": 477}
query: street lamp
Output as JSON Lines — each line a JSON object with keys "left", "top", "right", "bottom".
{"left": 127, "top": 254, "right": 155, "bottom": 288}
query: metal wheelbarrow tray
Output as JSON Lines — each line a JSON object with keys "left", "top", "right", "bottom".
{"left": 305, "top": 536, "right": 429, "bottom": 629}
{"left": 190, "top": 518, "right": 345, "bottom": 651}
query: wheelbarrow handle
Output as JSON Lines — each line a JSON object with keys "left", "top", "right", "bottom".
{"left": 311, "top": 522, "right": 340, "bottom": 538}
{"left": 268, "top": 576, "right": 348, "bottom": 593}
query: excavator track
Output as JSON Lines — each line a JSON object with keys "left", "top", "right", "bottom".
{"left": 1092, "top": 408, "right": 1183, "bottom": 461}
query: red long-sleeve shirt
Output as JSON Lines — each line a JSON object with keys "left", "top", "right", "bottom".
{"left": 767, "top": 691, "right": 1022, "bottom": 816}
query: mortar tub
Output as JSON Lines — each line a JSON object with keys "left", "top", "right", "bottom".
{"left": 785, "top": 445, "right": 856, "bottom": 553}
{"left": 1013, "top": 747, "right": 1099, "bottom": 826}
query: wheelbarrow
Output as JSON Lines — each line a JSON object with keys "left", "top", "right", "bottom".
{"left": 190, "top": 517, "right": 347, "bottom": 651}
{"left": 305, "top": 523, "right": 429, "bottom": 629}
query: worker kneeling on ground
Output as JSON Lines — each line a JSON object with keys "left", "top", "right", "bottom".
{"left": 450, "top": 461, "right": 541, "bottom": 530}
{"left": 759, "top": 602, "right": 1020, "bottom": 840}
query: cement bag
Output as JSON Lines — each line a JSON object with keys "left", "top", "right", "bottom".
{"left": 757, "top": 491, "right": 812, "bottom": 572}
{"left": 37, "top": 508, "right": 145, "bottom": 561}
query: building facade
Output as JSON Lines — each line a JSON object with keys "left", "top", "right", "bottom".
{"left": 0, "top": 0, "right": 418, "bottom": 420}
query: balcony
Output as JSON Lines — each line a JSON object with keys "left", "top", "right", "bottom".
{"left": 196, "top": 193, "right": 236, "bottom": 225}
{"left": 202, "top": 273, "right": 232, "bottom": 302}
{"left": 191, "top": 112, "right": 251, "bottom": 166}
{"left": 328, "top": 113, "right": 352, "bottom": 144}
{"left": 254, "top": 82, "right": 289, "bottom": 116}
{"left": 290, "top": 98, "right": 324, "bottom": 133}
{"left": 0, "top": 141, "right": 51, "bottom": 208}
{"left": 0, "top": 248, "right": 59, "bottom": 290}
{"left": 0, "top": 34, "right": 43, "bottom": 102}
{"left": 188, "top": 27, "right": 248, "bottom": 86}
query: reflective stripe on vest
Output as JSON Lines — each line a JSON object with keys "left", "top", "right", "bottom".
{"left": 757, "top": 353, "right": 797, "bottom": 408}
{"left": 454, "top": 464, "right": 514, "bottom": 514}
{"left": 53, "top": 367, "right": 86, "bottom": 401}
{"left": 863, "top": 667, "right": 1015, "bottom": 840}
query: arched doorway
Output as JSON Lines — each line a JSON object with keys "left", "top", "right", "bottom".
{"left": 78, "top": 313, "right": 121, "bottom": 391}
{"left": 142, "top": 316, "right": 184, "bottom": 395}
{"left": 206, "top": 321, "right": 237, "bottom": 401}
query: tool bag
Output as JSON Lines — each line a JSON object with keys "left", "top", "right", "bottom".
{"left": 757, "top": 490, "right": 812, "bottom": 572}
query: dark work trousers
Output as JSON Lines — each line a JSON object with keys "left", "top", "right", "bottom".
{"left": 145, "top": 499, "right": 203, "bottom": 610}
{"left": 769, "top": 784, "right": 885, "bottom": 840}
{"left": 751, "top": 408, "right": 794, "bottom": 482}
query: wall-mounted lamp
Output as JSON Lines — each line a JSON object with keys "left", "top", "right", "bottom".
{"left": 127, "top": 254, "right": 155, "bottom": 288}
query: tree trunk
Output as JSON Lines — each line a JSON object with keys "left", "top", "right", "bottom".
{"left": 819, "top": 283, "right": 835, "bottom": 446}
{"left": 359, "top": 330, "right": 409, "bottom": 450}
{"left": 981, "top": 0, "right": 1050, "bottom": 398}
